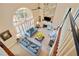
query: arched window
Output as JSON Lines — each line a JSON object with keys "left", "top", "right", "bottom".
{"left": 13, "top": 8, "right": 34, "bottom": 37}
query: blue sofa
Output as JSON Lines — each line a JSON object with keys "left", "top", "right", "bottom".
{"left": 19, "top": 37, "right": 41, "bottom": 55}
{"left": 25, "top": 27, "right": 37, "bottom": 37}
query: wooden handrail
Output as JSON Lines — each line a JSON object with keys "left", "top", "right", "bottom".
{"left": 52, "top": 27, "right": 62, "bottom": 56}
{"left": 0, "top": 41, "right": 14, "bottom": 56}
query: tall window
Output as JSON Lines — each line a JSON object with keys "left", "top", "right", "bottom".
{"left": 13, "top": 8, "right": 34, "bottom": 37}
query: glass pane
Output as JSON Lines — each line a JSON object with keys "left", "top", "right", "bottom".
{"left": 22, "top": 24, "right": 26, "bottom": 33}
{"left": 16, "top": 26, "right": 20, "bottom": 33}
{"left": 19, "top": 25, "right": 24, "bottom": 35}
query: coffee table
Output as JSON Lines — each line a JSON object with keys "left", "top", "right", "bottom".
{"left": 34, "top": 32, "right": 45, "bottom": 42}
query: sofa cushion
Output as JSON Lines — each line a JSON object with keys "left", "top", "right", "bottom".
{"left": 26, "top": 27, "right": 37, "bottom": 37}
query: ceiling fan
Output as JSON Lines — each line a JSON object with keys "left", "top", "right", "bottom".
{"left": 31, "top": 3, "right": 50, "bottom": 22}
{"left": 31, "top": 3, "right": 43, "bottom": 22}
{"left": 31, "top": 3, "right": 42, "bottom": 11}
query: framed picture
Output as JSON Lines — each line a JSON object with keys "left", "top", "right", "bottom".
{"left": 0, "top": 30, "right": 12, "bottom": 41}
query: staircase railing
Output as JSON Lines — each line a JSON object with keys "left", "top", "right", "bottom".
{"left": 69, "top": 13, "right": 79, "bottom": 56}
{"left": 50, "top": 8, "right": 79, "bottom": 56}
{"left": 49, "top": 8, "right": 71, "bottom": 56}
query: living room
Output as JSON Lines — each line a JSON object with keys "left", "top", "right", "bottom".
{"left": 0, "top": 3, "right": 79, "bottom": 56}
